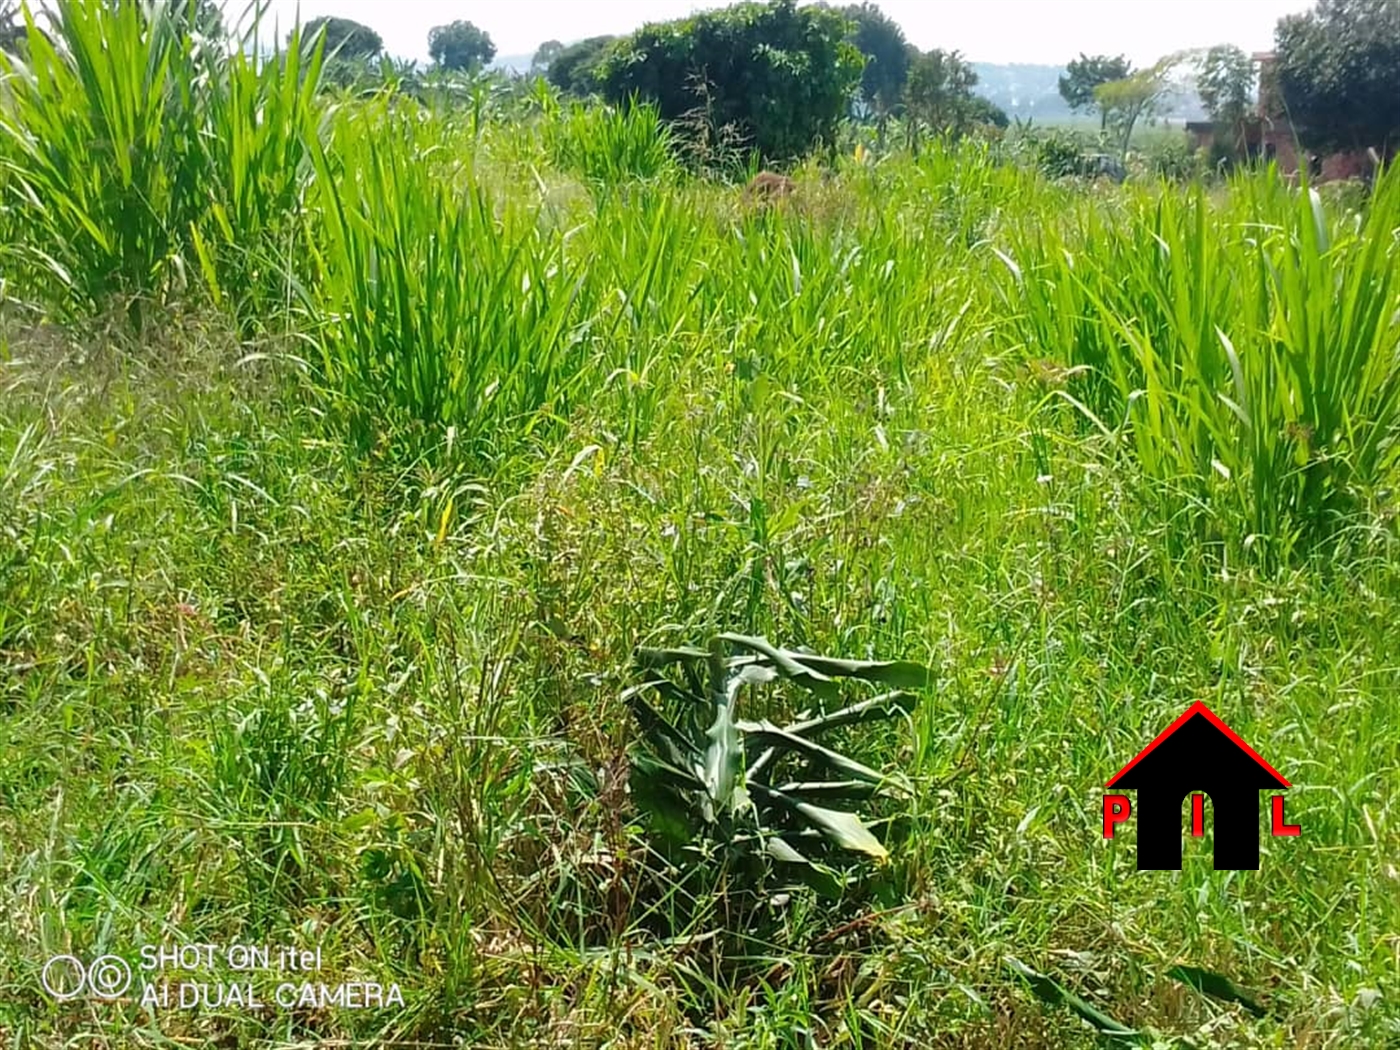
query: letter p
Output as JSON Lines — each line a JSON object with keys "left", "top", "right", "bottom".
{"left": 1103, "top": 794, "right": 1132, "bottom": 838}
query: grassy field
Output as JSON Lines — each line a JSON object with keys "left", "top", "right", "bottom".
{"left": 2, "top": 6, "right": 1399, "bottom": 1048}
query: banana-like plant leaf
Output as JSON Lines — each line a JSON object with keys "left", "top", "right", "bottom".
{"left": 1166, "top": 965, "right": 1268, "bottom": 1018}
{"left": 718, "top": 634, "right": 931, "bottom": 691}
{"left": 754, "top": 783, "right": 889, "bottom": 859}
{"left": 773, "top": 779, "right": 880, "bottom": 801}
{"left": 728, "top": 661, "right": 779, "bottom": 704}
{"left": 623, "top": 684, "right": 702, "bottom": 770}
{"left": 715, "top": 633, "right": 843, "bottom": 698}
{"left": 1005, "top": 956, "right": 1142, "bottom": 1042}
{"left": 635, "top": 645, "right": 710, "bottom": 668}
{"left": 783, "top": 691, "right": 919, "bottom": 737}
{"left": 738, "top": 719, "right": 910, "bottom": 792}
{"left": 763, "top": 835, "right": 810, "bottom": 864}
{"left": 704, "top": 700, "right": 749, "bottom": 815}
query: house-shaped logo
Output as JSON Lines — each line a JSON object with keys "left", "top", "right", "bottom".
{"left": 1103, "top": 701, "right": 1300, "bottom": 870}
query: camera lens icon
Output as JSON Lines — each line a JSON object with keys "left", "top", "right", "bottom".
{"left": 41, "top": 954, "right": 132, "bottom": 1001}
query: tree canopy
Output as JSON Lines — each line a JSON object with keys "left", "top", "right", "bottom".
{"left": 596, "top": 0, "right": 862, "bottom": 162}
{"left": 1059, "top": 52, "right": 1132, "bottom": 129}
{"left": 838, "top": 2, "right": 910, "bottom": 118}
{"left": 428, "top": 19, "right": 496, "bottom": 72}
{"left": 904, "top": 48, "right": 979, "bottom": 134}
{"left": 1095, "top": 54, "right": 1185, "bottom": 160}
{"left": 1275, "top": 0, "right": 1400, "bottom": 152}
{"left": 299, "top": 16, "right": 382, "bottom": 60}
{"left": 531, "top": 39, "right": 565, "bottom": 75}
{"left": 546, "top": 35, "right": 617, "bottom": 96}
{"left": 1196, "top": 44, "right": 1255, "bottom": 146}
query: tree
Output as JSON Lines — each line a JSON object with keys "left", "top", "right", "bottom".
{"left": 839, "top": 3, "right": 910, "bottom": 123}
{"left": 531, "top": 39, "right": 564, "bottom": 75}
{"left": 546, "top": 35, "right": 617, "bottom": 95}
{"left": 966, "top": 95, "right": 1009, "bottom": 129}
{"left": 1095, "top": 53, "right": 1185, "bottom": 160}
{"left": 1275, "top": 0, "right": 1400, "bottom": 153}
{"left": 904, "top": 48, "right": 979, "bottom": 142}
{"left": 1196, "top": 44, "right": 1255, "bottom": 152}
{"left": 428, "top": 20, "right": 496, "bottom": 72}
{"left": 299, "top": 16, "right": 383, "bottom": 60}
{"left": 1059, "top": 52, "right": 1132, "bottom": 130}
{"left": 596, "top": 0, "right": 863, "bottom": 163}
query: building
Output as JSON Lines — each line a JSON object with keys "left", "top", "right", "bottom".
{"left": 1183, "top": 52, "right": 1378, "bottom": 181}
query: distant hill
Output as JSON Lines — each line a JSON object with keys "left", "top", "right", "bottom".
{"left": 971, "top": 62, "right": 1207, "bottom": 124}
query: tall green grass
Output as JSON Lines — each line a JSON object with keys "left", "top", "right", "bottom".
{"left": 997, "top": 164, "right": 1400, "bottom": 565}
{"left": 0, "top": 0, "right": 324, "bottom": 326}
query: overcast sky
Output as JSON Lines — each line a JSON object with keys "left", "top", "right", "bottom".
{"left": 233, "top": 0, "right": 1317, "bottom": 67}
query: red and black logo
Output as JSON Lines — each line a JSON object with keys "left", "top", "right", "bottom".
{"left": 1103, "top": 701, "right": 1300, "bottom": 871}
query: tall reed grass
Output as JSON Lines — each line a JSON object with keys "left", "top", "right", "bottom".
{"left": 0, "top": 0, "right": 324, "bottom": 326}
{"left": 998, "top": 165, "right": 1400, "bottom": 564}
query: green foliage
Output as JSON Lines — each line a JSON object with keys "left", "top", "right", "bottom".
{"left": 303, "top": 104, "right": 601, "bottom": 461}
{"left": 965, "top": 93, "right": 1009, "bottom": 130}
{"left": 530, "top": 38, "right": 564, "bottom": 76}
{"left": 1095, "top": 54, "right": 1184, "bottom": 160}
{"left": 625, "top": 634, "right": 928, "bottom": 892}
{"left": 1196, "top": 43, "right": 1255, "bottom": 129}
{"left": 596, "top": 0, "right": 863, "bottom": 163}
{"left": 428, "top": 19, "right": 495, "bottom": 72}
{"left": 903, "top": 48, "right": 980, "bottom": 139}
{"left": 298, "top": 14, "right": 382, "bottom": 60}
{"left": 1146, "top": 135, "right": 1206, "bottom": 181}
{"left": 0, "top": 0, "right": 325, "bottom": 326}
{"left": 541, "top": 98, "right": 678, "bottom": 189}
{"left": 997, "top": 165, "right": 1400, "bottom": 565}
{"left": 1275, "top": 0, "right": 1400, "bottom": 152}
{"left": 1058, "top": 52, "right": 1132, "bottom": 129}
{"left": 839, "top": 1, "right": 909, "bottom": 118}
{"left": 545, "top": 34, "right": 617, "bottom": 96}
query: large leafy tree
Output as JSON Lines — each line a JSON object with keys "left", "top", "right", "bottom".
{"left": 1196, "top": 44, "right": 1255, "bottom": 151}
{"left": 839, "top": 3, "right": 909, "bottom": 120}
{"left": 298, "top": 16, "right": 382, "bottom": 60}
{"left": 1095, "top": 53, "right": 1185, "bottom": 160}
{"left": 1275, "top": 0, "right": 1400, "bottom": 152}
{"left": 597, "top": 0, "right": 863, "bottom": 162}
{"left": 531, "top": 39, "right": 564, "bottom": 76}
{"left": 546, "top": 35, "right": 617, "bottom": 96}
{"left": 428, "top": 19, "right": 496, "bottom": 72}
{"left": 904, "top": 48, "right": 979, "bottom": 136}
{"left": 1059, "top": 52, "right": 1132, "bottom": 130}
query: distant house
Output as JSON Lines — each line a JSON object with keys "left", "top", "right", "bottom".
{"left": 1184, "top": 52, "right": 1377, "bottom": 181}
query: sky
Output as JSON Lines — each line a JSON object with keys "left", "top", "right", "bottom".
{"left": 235, "top": 0, "right": 1318, "bottom": 68}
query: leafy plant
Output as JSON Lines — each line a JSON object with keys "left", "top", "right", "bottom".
{"left": 623, "top": 633, "right": 929, "bottom": 894}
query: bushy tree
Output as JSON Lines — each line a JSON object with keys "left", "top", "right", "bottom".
{"left": 1275, "top": 0, "right": 1400, "bottom": 152}
{"left": 904, "top": 48, "right": 979, "bottom": 136}
{"left": 596, "top": 0, "right": 862, "bottom": 163}
{"left": 546, "top": 35, "right": 617, "bottom": 96}
{"left": 531, "top": 39, "right": 564, "bottom": 75}
{"left": 1095, "top": 53, "right": 1185, "bottom": 160}
{"left": 966, "top": 94, "right": 1009, "bottom": 129}
{"left": 1196, "top": 44, "right": 1255, "bottom": 152}
{"left": 428, "top": 19, "right": 495, "bottom": 72}
{"left": 299, "top": 15, "right": 382, "bottom": 60}
{"left": 1059, "top": 52, "right": 1132, "bottom": 130}
{"left": 839, "top": 2, "right": 909, "bottom": 120}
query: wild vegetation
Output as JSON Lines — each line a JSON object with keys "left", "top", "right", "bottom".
{"left": 1, "top": 2, "right": 1399, "bottom": 1048}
